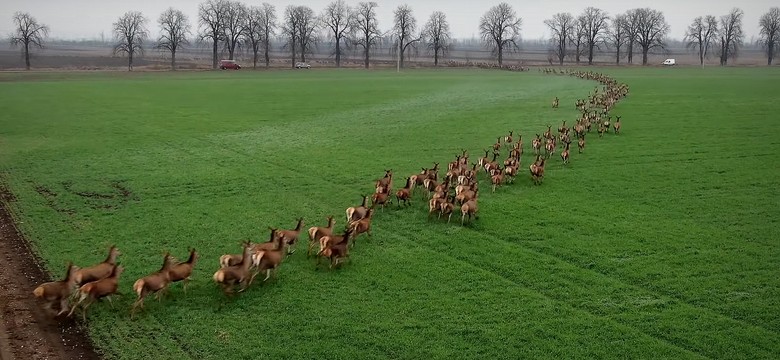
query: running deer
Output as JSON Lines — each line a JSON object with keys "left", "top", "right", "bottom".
{"left": 318, "top": 229, "right": 353, "bottom": 269}
{"left": 307, "top": 216, "right": 335, "bottom": 257}
{"left": 213, "top": 242, "right": 254, "bottom": 295}
{"left": 439, "top": 196, "right": 456, "bottom": 223}
{"left": 251, "top": 232, "right": 286, "bottom": 284}
{"left": 493, "top": 137, "right": 502, "bottom": 151}
{"left": 505, "top": 130, "right": 514, "bottom": 143}
{"left": 168, "top": 248, "right": 198, "bottom": 292}
{"left": 395, "top": 177, "right": 413, "bottom": 207}
{"left": 532, "top": 135, "right": 542, "bottom": 155}
{"left": 349, "top": 208, "right": 374, "bottom": 245}
{"left": 131, "top": 252, "right": 173, "bottom": 318}
{"left": 490, "top": 167, "right": 505, "bottom": 193}
{"left": 32, "top": 262, "right": 79, "bottom": 316}
{"left": 68, "top": 264, "right": 123, "bottom": 320}
{"left": 461, "top": 198, "right": 479, "bottom": 225}
{"left": 346, "top": 195, "right": 369, "bottom": 223}
{"left": 613, "top": 116, "right": 621, "bottom": 134}
{"left": 578, "top": 135, "right": 586, "bottom": 153}
{"left": 74, "top": 245, "right": 120, "bottom": 286}
{"left": 561, "top": 143, "right": 570, "bottom": 165}
{"left": 552, "top": 96, "right": 559, "bottom": 108}
{"left": 277, "top": 217, "right": 304, "bottom": 254}
{"left": 529, "top": 156, "right": 547, "bottom": 185}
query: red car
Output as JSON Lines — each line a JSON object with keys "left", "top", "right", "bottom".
{"left": 220, "top": 60, "right": 241, "bottom": 70}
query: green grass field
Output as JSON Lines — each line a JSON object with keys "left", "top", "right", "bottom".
{"left": 1, "top": 67, "right": 779, "bottom": 359}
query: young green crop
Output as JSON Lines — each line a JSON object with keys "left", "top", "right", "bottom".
{"left": 0, "top": 67, "right": 778, "bottom": 359}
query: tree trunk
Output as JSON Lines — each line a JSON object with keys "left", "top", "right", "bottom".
{"left": 615, "top": 45, "right": 621, "bottom": 65}
{"left": 642, "top": 46, "right": 648, "bottom": 65}
{"left": 627, "top": 40, "right": 634, "bottom": 64}
{"left": 588, "top": 43, "right": 594, "bottom": 65}
{"left": 129, "top": 50, "right": 134, "bottom": 71}
{"left": 228, "top": 44, "right": 235, "bottom": 60}
{"left": 434, "top": 47, "right": 439, "bottom": 66}
{"left": 364, "top": 46, "right": 370, "bottom": 68}
{"left": 171, "top": 50, "right": 176, "bottom": 70}
{"left": 253, "top": 47, "right": 258, "bottom": 69}
{"left": 212, "top": 39, "right": 218, "bottom": 69}
{"left": 399, "top": 43, "right": 405, "bottom": 69}
{"left": 497, "top": 42, "right": 503, "bottom": 66}
{"left": 699, "top": 46, "right": 704, "bottom": 66}
{"left": 24, "top": 42, "right": 30, "bottom": 70}
{"left": 264, "top": 40, "right": 270, "bottom": 68}
{"left": 291, "top": 38, "right": 297, "bottom": 68}
{"left": 335, "top": 38, "right": 341, "bottom": 68}
{"left": 575, "top": 44, "right": 580, "bottom": 64}
{"left": 768, "top": 43, "right": 774, "bottom": 65}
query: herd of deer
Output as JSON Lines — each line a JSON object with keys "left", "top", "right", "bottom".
{"left": 32, "top": 69, "right": 628, "bottom": 321}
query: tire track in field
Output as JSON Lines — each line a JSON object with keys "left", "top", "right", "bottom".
{"left": 374, "top": 227, "right": 709, "bottom": 359}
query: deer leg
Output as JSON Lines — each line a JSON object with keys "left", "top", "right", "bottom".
{"left": 57, "top": 298, "right": 70, "bottom": 316}
{"left": 263, "top": 269, "right": 271, "bottom": 282}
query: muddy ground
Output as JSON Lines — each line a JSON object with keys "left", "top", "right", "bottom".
{"left": 0, "top": 187, "right": 100, "bottom": 360}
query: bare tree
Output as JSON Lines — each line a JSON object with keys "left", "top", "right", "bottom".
{"left": 9, "top": 12, "right": 49, "bottom": 70}
{"left": 243, "top": 4, "right": 276, "bottom": 68}
{"left": 199, "top": 0, "right": 227, "bottom": 69}
{"left": 393, "top": 5, "right": 421, "bottom": 69}
{"left": 322, "top": 0, "right": 352, "bottom": 67}
{"left": 221, "top": 0, "right": 247, "bottom": 60}
{"left": 622, "top": 9, "right": 641, "bottom": 64}
{"left": 685, "top": 15, "right": 718, "bottom": 66}
{"left": 478, "top": 2, "right": 522, "bottom": 66}
{"left": 245, "top": 6, "right": 265, "bottom": 68}
{"left": 579, "top": 7, "right": 610, "bottom": 65}
{"left": 157, "top": 8, "right": 190, "bottom": 70}
{"left": 718, "top": 8, "right": 744, "bottom": 66}
{"left": 282, "top": 5, "right": 300, "bottom": 68}
{"left": 635, "top": 8, "right": 669, "bottom": 65}
{"left": 113, "top": 11, "right": 148, "bottom": 71}
{"left": 570, "top": 19, "right": 587, "bottom": 64}
{"left": 352, "top": 1, "right": 381, "bottom": 69}
{"left": 759, "top": 7, "right": 780, "bottom": 65}
{"left": 296, "top": 6, "right": 318, "bottom": 63}
{"left": 544, "top": 12, "right": 574, "bottom": 65}
{"left": 422, "top": 11, "right": 451, "bottom": 66}
{"left": 608, "top": 14, "right": 627, "bottom": 64}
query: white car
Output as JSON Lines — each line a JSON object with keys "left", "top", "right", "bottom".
{"left": 295, "top": 62, "right": 311, "bottom": 69}
{"left": 662, "top": 58, "right": 676, "bottom": 66}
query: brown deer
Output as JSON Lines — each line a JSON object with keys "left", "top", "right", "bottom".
{"left": 598, "top": 123, "right": 606, "bottom": 138}
{"left": 395, "top": 177, "right": 413, "bottom": 207}
{"left": 504, "top": 130, "right": 514, "bottom": 143}
{"left": 346, "top": 195, "right": 369, "bottom": 223}
{"left": 213, "top": 242, "right": 254, "bottom": 295}
{"left": 439, "top": 196, "right": 456, "bottom": 223}
{"left": 477, "top": 149, "right": 490, "bottom": 168}
{"left": 349, "top": 208, "right": 374, "bottom": 245}
{"left": 251, "top": 233, "right": 286, "bottom": 284}
{"left": 428, "top": 196, "right": 445, "bottom": 219}
{"left": 131, "top": 252, "right": 174, "bottom": 318}
{"left": 220, "top": 240, "right": 252, "bottom": 268}
{"left": 529, "top": 156, "right": 547, "bottom": 185}
{"left": 532, "top": 135, "right": 542, "bottom": 155}
{"left": 613, "top": 116, "right": 621, "bottom": 134}
{"left": 74, "top": 245, "right": 120, "bottom": 286}
{"left": 493, "top": 137, "right": 502, "bottom": 151}
{"left": 578, "top": 135, "right": 586, "bottom": 153}
{"left": 543, "top": 125, "right": 553, "bottom": 140}
{"left": 371, "top": 191, "right": 390, "bottom": 210}
{"left": 277, "top": 217, "right": 304, "bottom": 254}
{"left": 552, "top": 96, "right": 559, "bottom": 108}
{"left": 307, "top": 216, "right": 335, "bottom": 257}
{"left": 490, "top": 167, "right": 505, "bottom": 193}
{"left": 561, "top": 143, "right": 570, "bottom": 165}
{"left": 168, "top": 248, "right": 198, "bottom": 292}
{"left": 504, "top": 164, "right": 518, "bottom": 184}
{"left": 32, "top": 262, "right": 79, "bottom": 316}
{"left": 545, "top": 138, "right": 555, "bottom": 158}
{"left": 461, "top": 198, "right": 478, "bottom": 225}
{"left": 68, "top": 264, "right": 123, "bottom": 320}
{"left": 318, "top": 229, "right": 353, "bottom": 269}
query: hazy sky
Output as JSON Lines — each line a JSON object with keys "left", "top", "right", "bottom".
{"left": 0, "top": 0, "right": 774, "bottom": 41}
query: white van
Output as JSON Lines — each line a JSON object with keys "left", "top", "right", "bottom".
{"left": 662, "top": 58, "right": 676, "bottom": 66}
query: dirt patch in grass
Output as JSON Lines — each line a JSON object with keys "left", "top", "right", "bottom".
{"left": 0, "top": 185, "right": 100, "bottom": 360}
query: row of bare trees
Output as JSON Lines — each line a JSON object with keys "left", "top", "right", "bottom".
{"left": 8, "top": 5, "right": 780, "bottom": 70}
{"left": 545, "top": 7, "right": 669, "bottom": 66}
